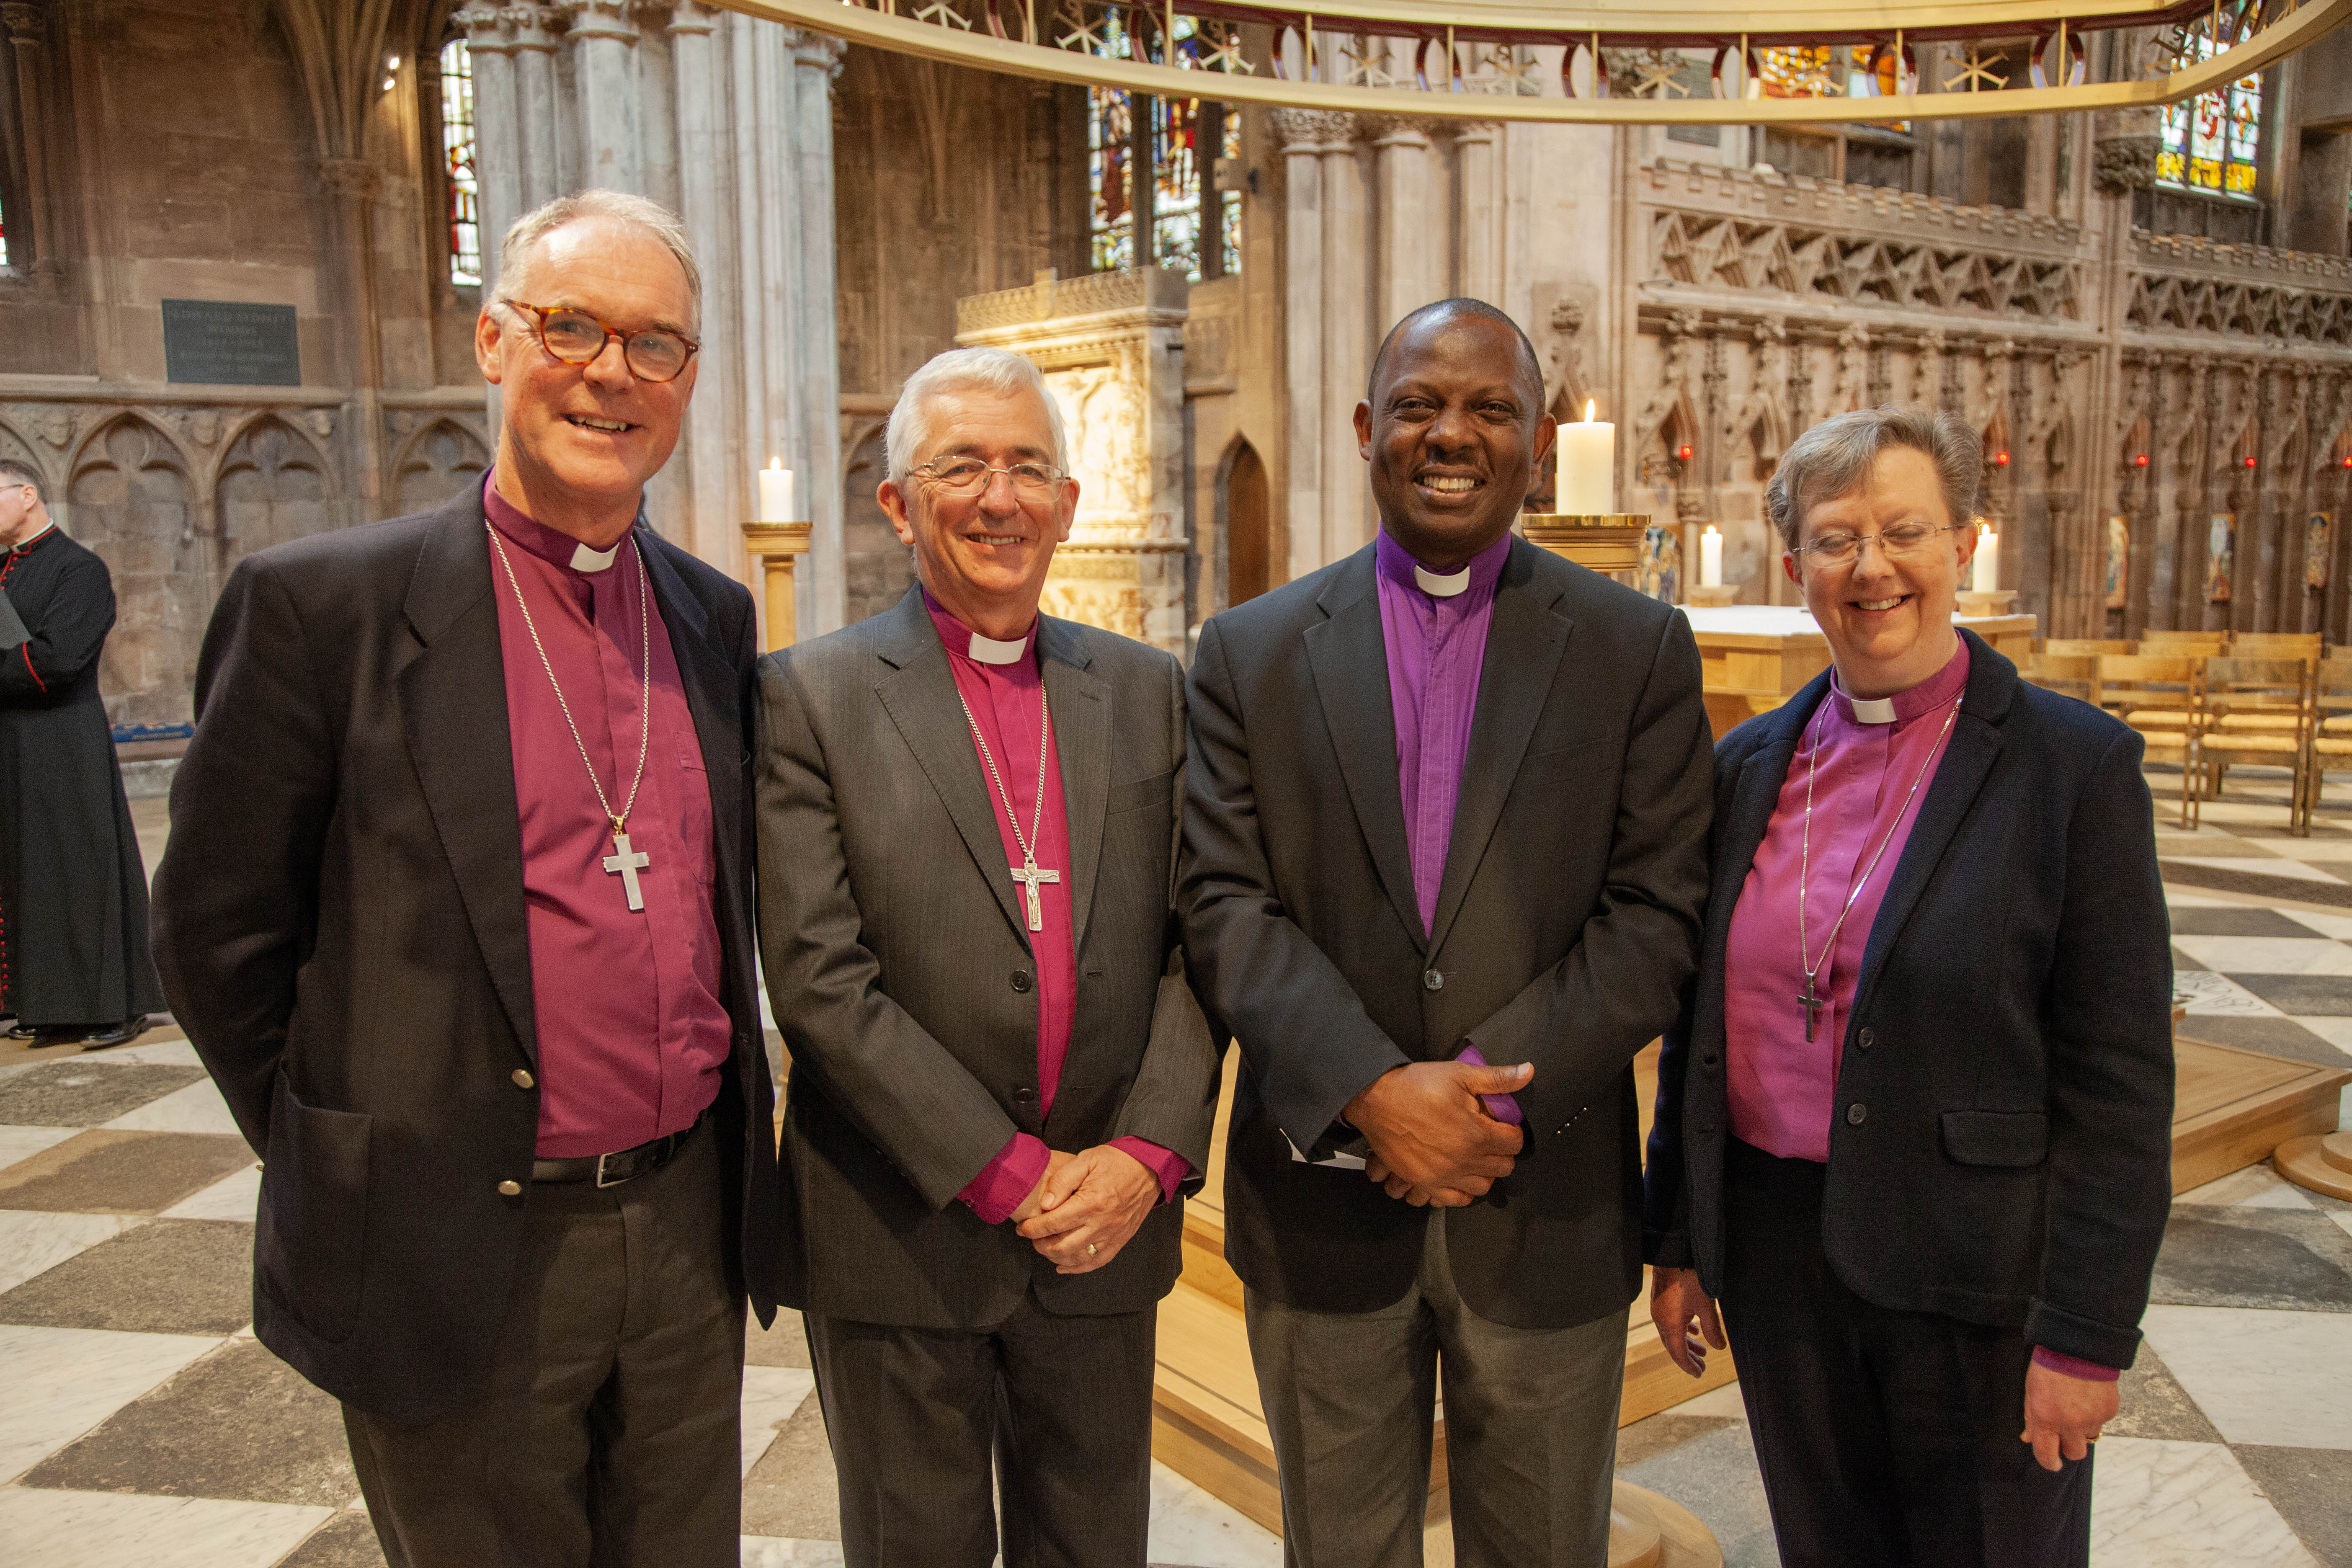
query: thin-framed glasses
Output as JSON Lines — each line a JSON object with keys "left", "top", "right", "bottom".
{"left": 501, "top": 301, "right": 699, "bottom": 383}
{"left": 911, "top": 457, "right": 1066, "bottom": 498}
{"left": 1792, "top": 521, "right": 1969, "bottom": 565}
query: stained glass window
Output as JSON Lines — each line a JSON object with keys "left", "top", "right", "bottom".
{"left": 440, "top": 38, "right": 482, "bottom": 285}
{"left": 1757, "top": 45, "right": 1836, "bottom": 98}
{"left": 2157, "top": 26, "right": 2260, "bottom": 198}
{"left": 1079, "top": 8, "right": 1242, "bottom": 281}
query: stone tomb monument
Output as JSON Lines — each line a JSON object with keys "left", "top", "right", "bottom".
{"left": 955, "top": 269, "right": 1188, "bottom": 659}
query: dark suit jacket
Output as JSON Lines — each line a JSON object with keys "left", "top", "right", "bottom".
{"left": 150, "top": 486, "right": 783, "bottom": 1424}
{"left": 756, "top": 588, "right": 1220, "bottom": 1329}
{"left": 1643, "top": 632, "right": 2174, "bottom": 1370}
{"left": 1181, "top": 536, "right": 1715, "bottom": 1331}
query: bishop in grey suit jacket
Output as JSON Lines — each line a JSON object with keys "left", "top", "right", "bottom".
{"left": 756, "top": 348, "right": 1218, "bottom": 1568}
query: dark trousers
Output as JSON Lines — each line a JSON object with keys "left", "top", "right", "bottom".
{"left": 803, "top": 1293, "right": 1157, "bottom": 1568}
{"left": 342, "top": 1119, "right": 745, "bottom": 1568}
{"left": 1720, "top": 1137, "right": 2092, "bottom": 1568}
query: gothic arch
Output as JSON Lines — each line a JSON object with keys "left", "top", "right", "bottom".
{"left": 841, "top": 420, "right": 912, "bottom": 624}
{"left": 216, "top": 415, "right": 338, "bottom": 576}
{"left": 0, "top": 417, "right": 48, "bottom": 494}
{"left": 391, "top": 418, "right": 492, "bottom": 512}
{"left": 1217, "top": 434, "right": 1271, "bottom": 606}
{"left": 68, "top": 413, "right": 205, "bottom": 727}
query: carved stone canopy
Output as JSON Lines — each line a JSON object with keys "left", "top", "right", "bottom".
{"left": 2094, "top": 135, "right": 2160, "bottom": 195}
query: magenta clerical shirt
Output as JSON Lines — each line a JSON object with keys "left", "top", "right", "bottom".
{"left": 484, "top": 474, "right": 731, "bottom": 1159}
{"left": 924, "top": 593, "right": 1189, "bottom": 1224}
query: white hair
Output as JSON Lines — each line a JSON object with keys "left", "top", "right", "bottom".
{"left": 496, "top": 189, "right": 701, "bottom": 330}
{"left": 884, "top": 348, "right": 1067, "bottom": 483}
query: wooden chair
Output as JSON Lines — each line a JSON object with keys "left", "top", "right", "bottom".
{"left": 2232, "top": 633, "right": 2324, "bottom": 660}
{"left": 2141, "top": 629, "right": 2233, "bottom": 652}
{"left": 2093, "top": 654, "right": 2204, "bottom": 828}
{"left": 2025, "top": 652, "right": 2099, "bottom": 704}
{"left": 2041, "top": 639, "right": 2136, "bottom": 658}
{"left": 2305, "top": 655, "right": 2352, "bottom": 830}
{"left": 2200, "top": 657, "right": 2314, "bottom": 834}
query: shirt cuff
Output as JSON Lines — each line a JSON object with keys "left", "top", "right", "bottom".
{"left": 1108, "top": 1136, "right": 1191, "bottom": 1205}
{"left": 957, "top": 1132, "right": 1052, "bottom": 1225}
{"left": 1453, "top": 1044, "right": 1525, "bottom": 1126}
{"left": 2032, "top": 1346, "right": 2121, "bottom": 1382}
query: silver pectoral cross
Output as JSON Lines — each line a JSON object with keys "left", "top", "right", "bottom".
{"left": 1009, "top": 855, "right": 1060, "bottom": 933}
{"left": 1798, "top": 973, "right": 1827, "bottom": 1042}
{"left": 603, "top": 830, "right": 651, "bottom": 912}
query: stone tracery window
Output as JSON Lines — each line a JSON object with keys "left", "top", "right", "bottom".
{"left": 440, "top": 37, "right": 482, "bottom": 286}
{"left": 1075, "top": 8, "right": 1242, "bottom": 281}
{"left": 2157, "top": 26, "right": 2261, "bottom": 198}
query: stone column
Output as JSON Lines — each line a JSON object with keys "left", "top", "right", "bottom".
{"left": 1368, "top": 115, "right": 1433, "bottom": 333}
{"left": 792, "top": 30, "right": 846, "bottom": 635}
{"left": 1, "top": 2, "right": 57, "bottom": 274}
{"left": 512, "top": 5, "right": 568, "bottom": 209}
{"left": 565, "top": 1, "right": 641, "bottom": 193}
{"left": 1452, "top": 121, "right": 1502, "bottom": 305}
{"left": 320, "top": 157, "right": 389, "bottom": 513}
{"left": 633, "top": 3, "right": 680, "bottom": 212}
{"left": 1320, "top": 116, "right": 1371, "bottom": 565}
{"left": 1274, "top": 108, "right": 1335, "bottom": 580}
{"left": 668, "top": 0, "right": 732, "bottom": 569}
{"left": 461, "top": 5, "right": 522, "bottom": 289}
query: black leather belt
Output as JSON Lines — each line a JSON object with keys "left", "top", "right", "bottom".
{"left": 532, "top": 1110, "right": 707, "bottom": 1188}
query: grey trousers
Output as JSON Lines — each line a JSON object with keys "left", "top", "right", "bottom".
{"left": 804, "top": 1294, "right": 1158, "bottom": 1568}
{"left": 342, "top": 1119, "right": 746, "bottom": 1568}
{"left": 1245, "top": 1213, "right": 1627, "bottom": 1568}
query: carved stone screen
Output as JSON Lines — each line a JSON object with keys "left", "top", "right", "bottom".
{"left": 161, "top": 300, "right": 302, "bottom": 387}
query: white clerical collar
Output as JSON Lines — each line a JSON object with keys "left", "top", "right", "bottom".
{"left": 570, "top": 539, "right": 620, "bottom": 573}
{"left": 8, "top": 520, "right": 57, "bottom": 553}
{"left": 966, "top": 629, "right": 1030, "bottom": 665}
{"left": 1413, "top": 562, "right": 1472, "bottom": 598}
{"left": 1846, "top": 693, "right": 1898, "bottom": 725}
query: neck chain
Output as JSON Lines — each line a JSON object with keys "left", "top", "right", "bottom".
{"left": 1794, "top": 686, "right": 1961, "bottom": 1042}
{"left": 953, "top": 665, "right": 1057, "bottom": 934}
{"left": 486, "top": 521, "right": 653, "bottom": 847}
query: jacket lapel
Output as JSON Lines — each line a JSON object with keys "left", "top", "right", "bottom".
{"left": 871, "top": 588, "right": 1034, "bottom": 944}
{"left": 1427, "top": 541, "right": 1571, "bottom": 956}
{"left": 1040, "top": 618, "right": 1111, "bottom": 951}
{"left": 396, "top": 494, "right": 538, "bottom": 1061}
{"left": 639, "top": 535, "right": 746, "bottom": 931}
{"left": 1853, "top": 632, "right": 2013, "bottom": 1017}
{"left": 1302, "top": 547, "right": 1426, "bottom": 951}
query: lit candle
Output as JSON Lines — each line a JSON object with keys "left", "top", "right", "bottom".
{"left": 758, "top": 458, "right": 797, "bottom": 523}
{"left": 1971, "top": 521, "right": 1999, "bottom": 593}
{"left": 1700, "top": 525, "right": 1723, "bottom": 588}
{"left": 1556, "top": 399, "right": 1616, "bottom": 515}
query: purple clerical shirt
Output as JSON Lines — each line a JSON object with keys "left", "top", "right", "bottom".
{"left": 484, "top": 475, "right": 731, "bottom": 1159}
{"left": 1719, "top": 640, "right": 2116, "bottom": 1381}
{"left": 923, "top": 593, "right": 1189, "bottom": 1224}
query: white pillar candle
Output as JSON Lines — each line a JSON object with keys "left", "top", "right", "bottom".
{"left": 1971, "top": 523, "right": 1999, "bottom": 593}
{"left": 1700, "top": 525, "right": 1724, "bottom": 588}
{"left": 1556, "top": 400, "right": 1616, "bottom": 515}
{"left": 758, "top": 459, "right": 797, "bottom": 523}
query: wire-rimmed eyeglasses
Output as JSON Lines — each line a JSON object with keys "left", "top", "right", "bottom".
{"left": 910, "top": 457, "right": 1067, "bottom": 498}
{"left": 1792, "top": 521, "right": 1969, "bottom": 565}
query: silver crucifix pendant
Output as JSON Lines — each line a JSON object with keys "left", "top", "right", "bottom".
{"left": 603, "top": 830, "right": 651, "bottom": 911}
{"left": 1797, "top": 975, "right": 1826, "bottom": 1042}
{"left": 1008, "top": 857, "right": 1060, "bottom": 933}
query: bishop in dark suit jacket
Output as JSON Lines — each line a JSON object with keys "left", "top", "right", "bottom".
{"left": 150, "top": 192, "right": 780, "bottom": 1568}
{"left": 1181, "top": 300, "right": 1714, "bottom": 1568}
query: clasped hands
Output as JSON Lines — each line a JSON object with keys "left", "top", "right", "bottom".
{"left": 1349, "top": 1057, "right": 1533, "bottom": 1207}
{"left": 1647, "top": 1266, "right": 2119, "bottom": 1472}
{"left": 1009, "top": 1145, "right": 1160, "bottom": 1274}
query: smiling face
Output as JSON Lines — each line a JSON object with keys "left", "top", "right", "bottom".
{"left": 1355, "top": 310, "right": 1554, "bottom": 573}
{"left": 1782, "top": 445, "right": 1977, "bottom": 699}
{"left": 877, "top": 384, "right": 1077, "bottom": 640}
{"left": 475, "top": 217, "right": 698, "bottom": 545}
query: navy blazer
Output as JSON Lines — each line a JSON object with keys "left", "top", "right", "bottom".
{"left": 1642, "top": 632, "right": 2174, "bottom": 1369}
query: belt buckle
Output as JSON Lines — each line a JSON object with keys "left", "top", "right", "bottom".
{"left": 595, "top": 1149, "right": 626, "bottom": 1189}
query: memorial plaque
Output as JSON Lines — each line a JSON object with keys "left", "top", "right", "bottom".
{"left": 161, "top": 299, "right": 302, "bottom": 386}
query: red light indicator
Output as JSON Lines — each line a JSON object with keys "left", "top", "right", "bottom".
{"left": 2244, "top": 455, "right": 2257, "bottom": 468}
{"left": 1676, "top": 444, "right": 1694, "bottom": 461}
{"left": 1994, "top": 451, "right": 2010, "bottom": 467}
{"left": 2133, "top": 453, "right": 2148, "bottom": 467}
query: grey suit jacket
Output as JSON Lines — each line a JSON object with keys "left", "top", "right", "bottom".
{"left": 1182, "top": 536, "right": 1714, "bottom": 1331}
{"left": 756, "top": 587, "right": 1219, "bottom": 1328}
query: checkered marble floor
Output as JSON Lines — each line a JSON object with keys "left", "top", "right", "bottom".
{"left": 3, "top": 795, "right": 2348, "bottom": 1567}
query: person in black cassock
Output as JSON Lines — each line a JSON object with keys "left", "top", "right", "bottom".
{"left": 0, "top": 456, "right": 161, "bottom": 1049}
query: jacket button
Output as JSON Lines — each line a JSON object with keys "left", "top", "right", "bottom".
{"left": 1424, "top": 969, "right": 1444, "bottom": 992}
{"left": 1011, "top": 970, "right": 1033, "bottom": 993}
{"left": 1857, "top": 1028, "right": 1876, "bottom": 1050}
{"left": 1013, "top": 1086, "right": 1038, "bottom": 1104}
{"left": 511, "top": 1068, "right": 535, "bottom": 1089}
{"left": 497, "top": 1179, "right": 523, "bottom": 1196}
{"left": 1702, "top": 1053, "right": 1720, "bottom": 1068}
{"left": 1846, "top": 1103, "right": 1868, "bottom": 1126}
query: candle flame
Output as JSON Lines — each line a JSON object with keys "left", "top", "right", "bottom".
{"left": 1703, "top": 524, "right": 1720, "bottom": 537}
{"left": 1583, "top": 399, "right": 1596, "bottom": 423}
{"left": 768, "top": 457, "right": 781, "bottom": 471}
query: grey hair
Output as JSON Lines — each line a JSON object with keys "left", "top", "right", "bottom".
{"left": 0, "top": 456, "right": 41, "bottom": 501}
{"left": 496, "top": 190, "right": 701, "bottom": 330}
{"left": 1766, "top": 405, "right": 1983, "bottom": 551}
{"left": 884, "top": 348, "right": 1067, "bottom": 484}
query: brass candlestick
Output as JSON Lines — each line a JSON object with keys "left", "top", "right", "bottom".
{"left": 1522, "top": 513, "right": 1649, "bottom": 578}
{"left": 743, "top": 521, "right": 814, "bottom": 651}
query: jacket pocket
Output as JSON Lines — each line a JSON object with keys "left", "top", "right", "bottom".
{"left": 258, "top": 1073, "right": 373, "bottom": 1342}
{"left": 1106, "top": 769, "right": 1176, "bottom": 816}
{"left": 1940, "top": 1109, "right": 2049, "bottom": 1168}
{"left": 1516, "top": 738, "right": 1612, "bottom": 789}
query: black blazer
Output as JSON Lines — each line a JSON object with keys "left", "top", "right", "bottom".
{"left": 150, "top": 487, "right": 782, "bottom": 1424}
{"left": 1643, "top": 632, "right": 2174, "bottom": 1369}
{"left": 1182, "top": 537, "right": 1715, "bottom": 1331}
{"left": 755, "top": 591, "right": 1219, "bottom": 1329}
